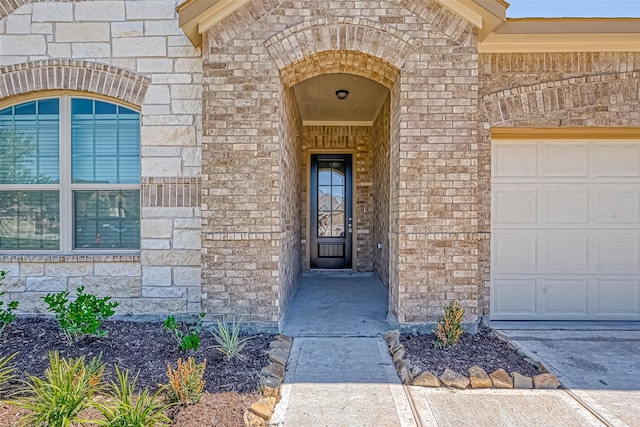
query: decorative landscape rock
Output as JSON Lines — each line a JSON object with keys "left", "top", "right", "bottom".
{"left": 391, "top": 344, "right": 405, "bottom": 363}
{"left": 249, "top": 396, "right": 278, "bottom": 420}
{"left": 490, "top": 369, "right": 514, "bottom": 389}
{"left": 396, "top": 359, "right": 414, "bottom": 384}
{"left": 269, "top": 339, "right": 291, "bottom": 352}
{"left": 244, "top": 410, "right": 267, "bottom": 427}
{"left": 439, "top": 368, "right": 470, "bottom": 389}
{"left": 511, "top": 372, "right": 533, "bottom": 389}
{"left": 260, "top": 375, "right": 282, "bottom": 394}
{"left": 384, "top": 330, "right": 400, "bottom": 348}
{"left": 275, "top": 334, "right": 293, "bottom": 346}
{"left": 267, "top": 347, "right": 289, "bottom": 366}
{"left": 261, "top": 363, "right": 285, "bottom": 380}
{"left": 533, "top": 373, "right": 561, "bottom": 389}
{"left": 468, "top": 366, "right": 492, "bottom": 388}
{"left": 412, "top": 371, "right": 442, "bottom": 387}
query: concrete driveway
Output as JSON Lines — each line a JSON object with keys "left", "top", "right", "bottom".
{"left": 496, "top": 323, "right": 640, "bottom": 427}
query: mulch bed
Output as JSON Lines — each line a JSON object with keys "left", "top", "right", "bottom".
{"left": 0, "top": 317, "right": 272, "bottom": 426}
{"left": 402, "top": 328, "right": 540, "bottom": 377}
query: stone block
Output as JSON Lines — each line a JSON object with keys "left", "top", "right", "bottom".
{"left": 249, "top": 397, "right": 277, "bottom": 420}
{"left": 32, "top": 3, "right": 73, "bottom": 22}
{"left": 45, "top": 263, "right": 93, "bottom": 277}
{"left": 142, "top": 286, "right": 186, "bottom": 298}
{"left": 511, "top": 372, "right": 533, "bottom": 389}
{"left": 439, "top": 368, "right": 470, "bottom": 389}
{"left": 173, "top": 267, "right": 201, "bottom": 287}
{"left": 113, "top": 37, "right": 166, "bottom": 57}
{"left": 490, "top": 369, "right": 514, "bottom": 389}
{"left": 171, "top": 85, "right": 201, "bottom": 100}
{"left": 174, "top": 218, "right": 201, "bottom": 229}
{"left": 129, "top": 298, "right": 186, "bottom": 314}
{"left": 468, "top": 366, "right": 492, "bottom": 388}
{"left": 244, "top": 410, "right": 267, "bottom": 427}
{"left": 125, "top": 1, "right": 176, "bottom": 19}
{"left": 533, "top": 373, "right": 561, "bottom": 389}
{"left": 1, "top": 276, "right": 26, "bottom": 292}
{"left": 383, "top": 329, "right": 400, "bottom": 347}
{"left": 94, "top": 263, "right": 141, "bottom": 277}
{"left": 144, "top": 20, "right": 182, "bottom": 36}
{"left": 142, "top": 207, "right": 195, "bottom": 218}
{"left": 141, "top": 239, "right": 171, "bottom": 250}
{"left": 69, "top": 277, "right": 141, "bottom": 298}
{"left": 172, "top": 100, "right": 201, "bottom": 115}
{"left": 48, "top": 43, "right": 71, "bottom": 57}
{"left": 71, "top": 43, "right": 111, "bottom": 58}
{"left": 137, "top": 58, "right": 173, "bottom": 73}
{"left": 144, "top": 85, "right": 171, "bottom": 104}
{"left": 174, "top": 58, "right": 203, "bottom": 73}
{"left": 141, "top": 125, "right": 196, "bottom": 146}
{"left": 0, "top": 263, "right": 20, "bottom": 276}
{"left": 260, "top": 363, "right": 284, "bottom": 380}
{"left": 112, "top": 22, "right": 143, "bottom": 38}
{"left": 26, "top": 277, "right": 67, "bottom": 292}
{"left": 173, "top": 229, "right": 201, "bottom": 250}
{"left": 56, "top": 23, "right": 110, "bottom": 42}
{"left": 267, "top": 348, "right": 289, "bottom": 366}
{"left": 142, "top": 266, "right": 173, "bottom": 287}
{"left": 141, "top": 219, "right": 173, "bottom": 239}
{"left": 75, "top": 2, "right": 125, "bottom": 21}
{"left": 142, "top": 157, "right": 182, "bottom": 176}
{"left": 141, "top": 250, "right": 200, "bottom": 266}
{"left": 6, "top": 14, "right": 31, "bottom": 34}
{"left": 2, "top": 35, "right": 46, "bottom": 55}
{"left": 412, "top": 371, "right": 441, "bottom": 387}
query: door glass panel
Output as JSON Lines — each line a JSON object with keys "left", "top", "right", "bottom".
{"left": 316, "top": 159, "right": 346, "bottom": 238}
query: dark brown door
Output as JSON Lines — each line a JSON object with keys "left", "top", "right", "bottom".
{"left": 310, "top": 154, "right": 353, "bottom": 269}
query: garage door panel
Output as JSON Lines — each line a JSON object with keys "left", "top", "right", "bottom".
{"left": 542, "top": 143, "right": 588, "bottom": 177}
{"left": 593, "top": 186, "right": 640, "bottom": 224}
{"left": 492, "top": 232, "right": 537, "bottom": 274}
{"left": 542, "top": 279, "right": 589, "bottom": 316}
{"left": 593, "top": 279, "right": 640, "bottom": 316}
{"left": 541, "top": 233, "right": 588, "bottom": 273}
{"left": 543, "top": 187, "right": 588, "bottom": 224}
{"left": 491, "top": 138, "right": 640, "bottom": 320}
{"left": 493, "top": 187, "right": 537, "bottom": 224}
{"left": 492, "top": 279, "right": 537, "bottom": 316}
{"left": 493, "top": 143, "right": 537, "bottom": 178}
{"left": 592, "top": 232, "right": 640, "bottom": 273}
{"left": 593, "top": 143, "right": 640, "bottom": 177}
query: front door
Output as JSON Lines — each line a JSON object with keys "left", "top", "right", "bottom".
{"left": 310, "top": 154, "right": 353, "bottom": 269}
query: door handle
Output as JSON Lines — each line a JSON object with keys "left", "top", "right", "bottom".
{"left": 348, "top": 217, "right": 352, "bottom": 234}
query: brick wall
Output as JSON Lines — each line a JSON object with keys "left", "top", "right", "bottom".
{"left": 372, "top": 95, "right": 391, "bottom": 287}
{"left": 0, "top": 0, "right": 202, "bottom": 316}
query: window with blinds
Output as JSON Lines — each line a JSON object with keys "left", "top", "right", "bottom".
{"left": 0, "top": 96, "right": 140, "bottom": 251}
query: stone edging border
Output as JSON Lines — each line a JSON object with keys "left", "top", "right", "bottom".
{"left": 243, "top": 334, "right": 292, "bottom": 426}
{"left": 383, "top": 330, "right": 562, "bottom": 390}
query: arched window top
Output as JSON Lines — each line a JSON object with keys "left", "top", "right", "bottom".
{"left": 0, "top": 96, "right": 141, "bottom": 252}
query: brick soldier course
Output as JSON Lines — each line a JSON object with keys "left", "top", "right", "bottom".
{"left": 1, "top": 0, "right": 639, "bottom": 329}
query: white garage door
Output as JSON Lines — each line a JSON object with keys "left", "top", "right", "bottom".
{"left": 491, "top": 138, "right": 640, "bottom": 320}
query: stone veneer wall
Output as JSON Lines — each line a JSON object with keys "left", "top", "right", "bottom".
{"left": 0, "top": 0, "right": 202, "bottom": 316}
{"left": 372, "top": 95, "right": 391, "bottom": 287}
{"left": 477, "top": 52, "right": 640, "bottom": 316}
{"left": 201, "top": 0, "right": 481, "bottom": 326}
{"left": 301, "top": 125, "right": 374, "bottom": 272}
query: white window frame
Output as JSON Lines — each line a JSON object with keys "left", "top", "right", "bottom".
{"left": 0, "top": 95, "right": 141, "bottom": 254}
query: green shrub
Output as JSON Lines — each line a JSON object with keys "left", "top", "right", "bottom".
{"left": 0, "top": 270, "right": 19, "bottom": 335}
{"left": 43, "top": 286, "right": 118, "bottom": 344}
{"left": 433, "top": 301, "right": 465, "bottom": 349}
{"left": 211, "top": 319, "right": 251, "bottom": 359}
{"left": 164, "top": 357, "right": 206, "bottom": 405}
{"left": 94, "top": 365, "right": 172, "bottom": 427}
{"left": 163, "top": 312, "right": 206, "bottom": 351}
{"left": 13, "top": 351, "right": 104, "bottom": 427}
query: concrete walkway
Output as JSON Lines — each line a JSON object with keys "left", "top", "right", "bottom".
{"left": 272, "top": 274, "right": 622, "bottom": 426}
{"left": 497, "top": 324, "right": 640, "bottom": 427}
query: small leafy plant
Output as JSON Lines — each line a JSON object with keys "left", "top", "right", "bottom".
{"left": 13, "top": 351, "right": 104, "bottom": 427}
{"left": 211, "top": 318, "right": 251, "bottom": 359}
{"left": 94, "top": 365, "right": 173, "bottom": 427}
{"left": 43, "top": 286, "right": 118, "bottom": 344}
{"left": 433, "top": 301, "right": 465, "bottom": 349}
{"left": 164, "top": 357, "right": 206, "bottom": 405}
{"left": 0, "top": 270, "right": 19, "bottom": 335}
{"left": 163, "top": 312, "right": 206, "bottom": 351}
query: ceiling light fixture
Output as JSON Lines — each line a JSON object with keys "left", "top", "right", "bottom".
{"left": 335, "top": 89, "right": 349, "bottom": 100}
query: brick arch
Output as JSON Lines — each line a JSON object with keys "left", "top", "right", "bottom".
{"left": 483, "top": 71, "right": 640, "bottom": 127}
{"left": 400, "top": 0, "right": 476, "bottom": 47}
{"left": 0, "top": 60, "right": 150, "bottom": 107}
{"left": 265, "top": 17, "right": 412, "bottom": 78}
{"left": 280, "top": 50, "right": 400, "bottom": 90}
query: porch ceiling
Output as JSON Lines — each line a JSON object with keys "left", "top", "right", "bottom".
{"left": 293, "top": 73, "right": 389, "bottom": 125}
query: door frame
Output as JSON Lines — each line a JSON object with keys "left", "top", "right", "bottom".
{"left": 305, "top": 149, "right": 357, "bottom": 270}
